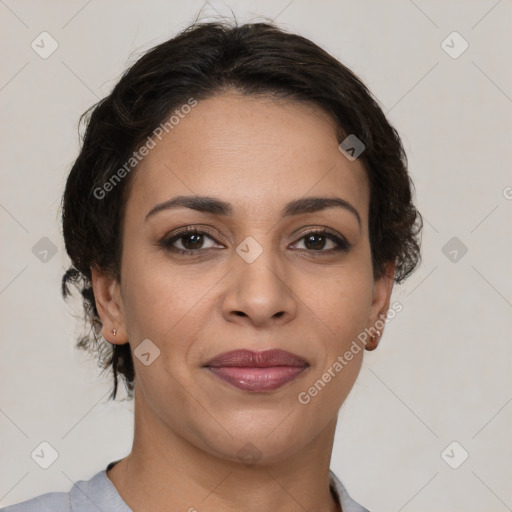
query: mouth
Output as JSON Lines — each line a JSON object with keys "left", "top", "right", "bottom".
{"left": 203, "top": 349, "right": 309, "bottom": 392}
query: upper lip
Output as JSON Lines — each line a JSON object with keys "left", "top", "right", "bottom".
{"left": 204, "top": 349, "right": 308, "bottom": 368}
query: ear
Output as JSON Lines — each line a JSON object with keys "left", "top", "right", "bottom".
{"left": 365, "top": 262, "right": 395, "bottom": 351}
{"left": 90, "top": 266, "right": 129, "bottom": 345}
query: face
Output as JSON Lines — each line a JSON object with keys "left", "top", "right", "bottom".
{"left": 92, "top": 90, "right": 394, "bottom": 465}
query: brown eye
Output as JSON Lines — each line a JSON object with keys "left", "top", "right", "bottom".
{"left": 160, "top": 228, "right": 222, "bottom": 255}
{"left": 291, "top": 230, "right": 350, "bottom": 253}
{"left": 304, "top": 233, "right": 328, "bottom": 250}
{"left": 179, "top": 232, "right": 206, "bottom": 250}
{"left": 160, "top": 227, "right": 350, "bottom": 257}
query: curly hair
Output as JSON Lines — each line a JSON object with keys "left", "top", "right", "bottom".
{"left": 60, "top": 20, "right": 422, "bottom": 401}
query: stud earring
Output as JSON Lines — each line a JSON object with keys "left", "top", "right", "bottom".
{"left": 112, "top": 328, "right": 117, "bottom": 336}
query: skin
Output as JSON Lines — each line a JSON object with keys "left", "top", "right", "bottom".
{"left": 91, "top": 90, "right": 395, "bottom": 512}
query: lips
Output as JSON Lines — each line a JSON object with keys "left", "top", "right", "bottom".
{"left": 203, "top": 349, "right": 309, "bottom": 392}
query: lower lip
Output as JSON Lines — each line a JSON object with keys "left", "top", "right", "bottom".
{"left": 206, "top": 366, "right": 307, "bottom": 391}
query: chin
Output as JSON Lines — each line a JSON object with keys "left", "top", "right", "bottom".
{"left": 194, "top": 414, "right": 316, "bottom": 467}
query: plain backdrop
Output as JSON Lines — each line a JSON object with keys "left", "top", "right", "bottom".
{"left": 1, "top": 1, "right": 511, "bottom": 511}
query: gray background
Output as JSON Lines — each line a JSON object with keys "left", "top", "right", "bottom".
{"left": 1, "top": 0, "right": 511, "bottom": 510}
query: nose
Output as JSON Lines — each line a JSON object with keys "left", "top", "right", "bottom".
{"left": 221, "top": 244, "right": 298, "bottom": 328}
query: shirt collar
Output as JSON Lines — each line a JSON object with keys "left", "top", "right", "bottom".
{"left": 70, "top": 462, "right": 369, "bottom": 512}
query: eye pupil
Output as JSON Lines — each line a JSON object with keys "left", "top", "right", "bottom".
{"left": 182, "top": 233, "right": 203, "bottom": 250}
{"left": 305, "top": 234, "right": 326, "bottom": 250}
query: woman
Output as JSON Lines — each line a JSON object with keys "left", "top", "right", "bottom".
{"left": 2, "top": 20, "right": 421, "bottom": 512}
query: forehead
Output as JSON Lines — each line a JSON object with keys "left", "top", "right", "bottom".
{"left": 125, "top": 91, "right": 369, "bottom": 224}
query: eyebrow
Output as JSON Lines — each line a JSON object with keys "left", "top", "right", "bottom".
{"left": 145, "top": 194, "right": 361, "bottom": 229}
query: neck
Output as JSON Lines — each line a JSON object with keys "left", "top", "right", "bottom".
{"left": 107, "top": 386, "right": 341, "bottom": 512}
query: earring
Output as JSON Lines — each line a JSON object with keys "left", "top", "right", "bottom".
{"left": 373, "top": 330, "right": 381, "bottom": 341}
{"left": 112, "top": 328, "right": 117, "bottom": 336}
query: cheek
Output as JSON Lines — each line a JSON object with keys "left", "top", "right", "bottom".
{"left": 119, "top": 244, "right": 174, "bottom": 343}
{"left": 298, "top": 262, "right": 374, "bottom": 344}
{"left": 119, "top": 247, "right": 217, "bottom": 361}
{"left": 294, "top": 271, "right": 373, "bottom": 420}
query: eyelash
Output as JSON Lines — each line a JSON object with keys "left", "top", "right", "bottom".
{"left": 159, "top": 226, "right": 351, "bottom": 256}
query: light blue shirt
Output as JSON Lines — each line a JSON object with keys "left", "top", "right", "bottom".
{"left": 1, "top": 461, "right": 370, "bottom": 512}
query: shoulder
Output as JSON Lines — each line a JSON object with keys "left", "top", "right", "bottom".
{"left": 1, "top": 466, "right": 128, "bottom": 512}
{"left": 329, "top": 470, "right": 371, "bottom": 512}
{"left": 1, "top": 491, "right": 71, "bottom": 512}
